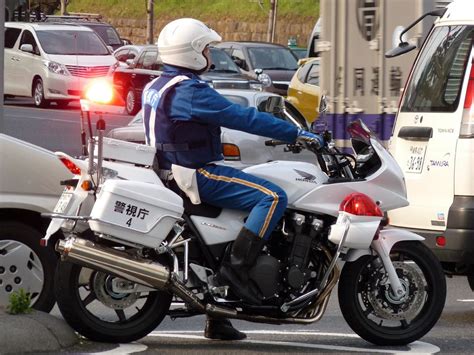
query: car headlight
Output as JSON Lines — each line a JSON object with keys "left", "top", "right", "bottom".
{"left": 257, "top": 73, "right": 272, "bottom": 88}
{"left": 43, "top": 61, "right": 69, "bottom": 76}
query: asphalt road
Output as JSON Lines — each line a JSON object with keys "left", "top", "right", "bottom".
{"left": 49, "top": 275, "right": 473, "bottom": 354}
{"left": 3, "top": 97, "right": 132, "bottom": 156}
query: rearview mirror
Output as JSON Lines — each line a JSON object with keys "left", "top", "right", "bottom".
{"left": 264, "top": 96, "right": 285, "bottom": 115}
{"left": 319, "top": 95, "right": 328, "bottom": 114}
{"left": 385, "top": 41, "right": 416, "bottom": 58}
{"left": 20, "top": 44, "right": 34, "bottom": 53}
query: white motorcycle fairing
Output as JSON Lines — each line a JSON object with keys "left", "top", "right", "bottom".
{"left": 247, "top": 139, "right": 408, "bottom": 216}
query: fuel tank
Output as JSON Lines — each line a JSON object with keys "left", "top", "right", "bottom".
{"left": 244, "top": 161, "right": 328, "bottom": 204}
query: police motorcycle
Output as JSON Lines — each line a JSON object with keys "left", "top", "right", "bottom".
{"left": 42, "top": 86, "right": 446, "bottom": 346}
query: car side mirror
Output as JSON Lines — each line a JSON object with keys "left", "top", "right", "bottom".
{"left": 319, "top": 95, "right": 328, "bottom": 114}
{"left": 20, "top": 44, "right": 34, "bottom": 53}
{"left": 125, "top": 59, "right": 135, "bottom": 67}
{"left": 385, "top": 41, "right": 416, "bottom": 58}
{"left": 264, "top": 96, "right": 285, "bottom": 115}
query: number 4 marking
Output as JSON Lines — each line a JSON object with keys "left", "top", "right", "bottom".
{"left": 126, "top": 218, "right": 132, "bottom": 227}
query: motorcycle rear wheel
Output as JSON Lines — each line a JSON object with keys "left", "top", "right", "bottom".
{"left": 55, "top": 261, "right": 172, "bottom": 343}
{"left": 338, "top": 241, "right": 446, "bottom": 346}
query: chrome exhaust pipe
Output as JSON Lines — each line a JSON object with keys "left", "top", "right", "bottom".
{"left": 56, "top": 237, "right": 170, "bottom": 289}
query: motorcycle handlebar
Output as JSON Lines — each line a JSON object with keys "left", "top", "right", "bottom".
{"left": 264, "top": 139, "right": 288, "bottom": 146}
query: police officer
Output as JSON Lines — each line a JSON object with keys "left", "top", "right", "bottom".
{"left": 143, "top": 18, "right": 324, "bottom": 340}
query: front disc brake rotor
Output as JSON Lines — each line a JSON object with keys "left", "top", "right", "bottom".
{"left": 364, "top": 261, "right": 426, "bottom": 321}
{"left": 92, "top": 272, "right": 139, "bottom": 310}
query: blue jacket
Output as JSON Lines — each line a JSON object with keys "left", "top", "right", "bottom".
{"left": 143, "top": 65, "right": 299, "bottom": 169}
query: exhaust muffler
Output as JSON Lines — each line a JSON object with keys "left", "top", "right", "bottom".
{"left": 56, "top": 237, "right": 170, "bottom": 289}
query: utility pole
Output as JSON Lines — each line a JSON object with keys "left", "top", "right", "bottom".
{"left": 0, "top": 0, "right": 5, "bottom": 133}
{"left": 60, "top": 0, "right": 68, "bottom": 15}
{"left": 146, "top": 0, "right": 154, "bottom": 44}
{"left": 267, "top": 0, "right": 278, "bottom": 43}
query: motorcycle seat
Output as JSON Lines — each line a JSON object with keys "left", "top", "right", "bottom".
{"left": 167, "top": 179, "right": 222, "bottom": 218}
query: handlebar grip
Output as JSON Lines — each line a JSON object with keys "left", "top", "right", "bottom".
{"left": 264, "top": 140, "right": 288, "bottom": 146}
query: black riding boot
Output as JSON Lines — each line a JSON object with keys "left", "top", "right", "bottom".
{"left": 204, "top": 316, "right": 246, "bottom": 340}
{"left": 218, "top": 227, "right": 266, "bottom": 305}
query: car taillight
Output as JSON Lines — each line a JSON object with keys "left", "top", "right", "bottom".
{"left": 460, "top": 62, "right": 474, "bottom": 138}
{"left": 339, "top": 192, "right": 383, "bottom": 217}
{"left": 222, "top": 143, "right": 241, "bottom": 161}
{"left": 59, "top": 157, "right": 82, "bottom": 175}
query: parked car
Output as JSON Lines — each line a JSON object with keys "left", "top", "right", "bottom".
{"left": 4, "top": 22, "right": 118, "bottom": 108}
{"left": 43, "top": 14, "right": 131, "bottom": 51}
{"left": 215, "top": 41, "right": 299, "bottom": 96}
{"left": 113, "top": 46, "right": 262, "bottom": 115}
{"left": 107, "top": 89, "right": 313, "bottom": 167}
{"left": 286, "top": 57, "right": 322, "bottom": 124}
{"left": 387, "top": 0, "right": 474, "bottom": 288}
{"left": 0, "top": 134, "right": 72, "bottom": 311}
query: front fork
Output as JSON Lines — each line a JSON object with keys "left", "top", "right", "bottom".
{"left": 371, "top": 237, "right": 405, "bottom": 300}
{"left": 345, "top": 228, "right": 425, "bottom": 300}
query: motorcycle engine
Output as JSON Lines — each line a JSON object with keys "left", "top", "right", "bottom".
{"left": 249, "top": 212, "right": 328, "bottom": 302}
{"left": 249, "top": 254, "right": 280, "bottom": 299}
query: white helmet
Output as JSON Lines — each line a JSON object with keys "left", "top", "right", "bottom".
{"left": 157, "top": 18, "right": 222, "bottom": 71}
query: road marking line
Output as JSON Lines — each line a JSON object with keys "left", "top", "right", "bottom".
{"left": 149, "top": 332, "right": 440, "bottom": 354}
{"left": 457, "top": 299, "right": 474, "bottom": 302}
{"left": 90, "top": 343, "right": 147, "bottom": 354}
{"left": 156, "top": 330, "right": 359, "bottom": 337}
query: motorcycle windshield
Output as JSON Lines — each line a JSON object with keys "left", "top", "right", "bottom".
{"left": 347, "top": 119, "right": 383, "bottom": 146}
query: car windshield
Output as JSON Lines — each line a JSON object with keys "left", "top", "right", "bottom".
{"left": 290, "top": 48, "right": 307, "bottom": 60}
{"left": 209, "top": 48, "right": 241, "bottom": 73}
{"left": 85, "top": 24, "right": 122, "bottom": 46}
{"left": 36, "top": 30, "right": 110, "bottom": 55}
{"left": 248, "top": 47, "right": 298, "bottom": 70}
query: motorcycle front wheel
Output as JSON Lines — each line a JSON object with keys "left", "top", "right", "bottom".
{"left": 338, "top": 241, "right": 446, "bottom": 346}
{"left": 55, "top": 261, "right": 172, "bottom": 343}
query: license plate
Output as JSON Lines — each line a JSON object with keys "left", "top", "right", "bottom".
{"left": 405, "top": 144, "right": 426, "bottom": 174}
{"left": 54, "top": 190, "right": 73, "bottom": 214}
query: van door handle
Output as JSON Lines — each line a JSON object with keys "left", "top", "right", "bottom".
{"left": 398, "top": 126, "right": 433, "bottom": 141}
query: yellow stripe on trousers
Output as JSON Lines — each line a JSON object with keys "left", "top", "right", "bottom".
{"left": 197, "top": 168, "right": 279, "bottom": 238}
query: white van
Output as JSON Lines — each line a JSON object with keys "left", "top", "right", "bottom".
{"left": 388, "top": 0, "right": 474, "bottom": 287}
{"left": 4, "top": 22, "right": 118, "bottom": 108}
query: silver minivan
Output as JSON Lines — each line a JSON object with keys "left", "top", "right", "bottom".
{"left": 388, "top": 0, "right": 474, "bottom": 288}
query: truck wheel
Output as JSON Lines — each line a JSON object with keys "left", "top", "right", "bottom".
{"left": 126, "top": 87, "right": 140, "bottom": 115}
{"left": 0, "top": 221, "right": 57, "bottom": 312}
{"left": 33, "top": 78, "right": 50, "bottom": 108}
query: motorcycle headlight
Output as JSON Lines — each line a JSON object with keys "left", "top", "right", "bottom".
{"left": 257, "top": 73, "right": 272, "bottom": 88}
{"left": 44, "top": 61, "right": 70, "bottom": 76}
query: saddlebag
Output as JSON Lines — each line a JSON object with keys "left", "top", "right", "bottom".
{"left": 89, "top": 180, "right": 184, "bottom": 247}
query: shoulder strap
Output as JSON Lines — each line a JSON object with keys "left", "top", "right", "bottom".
{"left": 158, "top": 75, "right": 190, "bottom": 95}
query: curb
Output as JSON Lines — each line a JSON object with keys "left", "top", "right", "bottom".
{"left": 0, "top": 308, "right": 78, "bottom": 353}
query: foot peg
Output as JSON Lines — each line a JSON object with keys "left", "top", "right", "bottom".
{"left": 210, "top": 285, "right": 229, "bottom": 298}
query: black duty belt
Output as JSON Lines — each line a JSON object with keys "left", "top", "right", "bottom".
{"left": 155, "top": 140, "right": 207, "bottom": 152}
